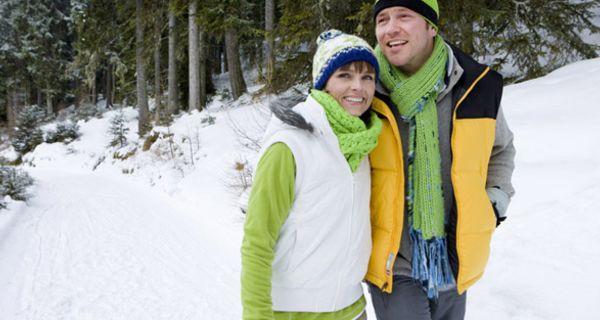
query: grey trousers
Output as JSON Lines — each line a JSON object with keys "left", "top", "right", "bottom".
{"left": 368, "top": 276, "right": 466, "bottom": 320}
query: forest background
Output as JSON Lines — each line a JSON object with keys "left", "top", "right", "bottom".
{"left": 1, "top": 0, "right": 599, "bottom": 138}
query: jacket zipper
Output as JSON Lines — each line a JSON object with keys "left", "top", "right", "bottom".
{"left": 385, "top": 252, "right": 394, "bottom": 276}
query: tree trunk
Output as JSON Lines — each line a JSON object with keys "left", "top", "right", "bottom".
{"left": 91, "top": 79, "right": 97, "bottom": 105}
{"left": 224, "top": 28, "right": 246, "bottom": 100}
{"left": 199, "top": 29, "right": 207, "bottom": 109}
{"left": 7, "top": 87, "right": 18, "bottom": 138}
{"left": 154, "top": 10, "right": 163, "bottom": 121}
{"left": 222, "top": 41, "right": 228, "bottom": 74}
{"left": 105, "top": 63, "right": 113, "bottom": 109}
{"left": 136, "top": 0, "right": 150, "bottom": 136}
{"left": 45, "top": 88, "right": 53, "bottom": 115}
{"left": 212, "top": 41, "right": 223, "bottom": 74}
{"left": 188, "top": 0, "right": 199, "bottom": 111}
{"left": 37, "top": 88, "right": 43, "bottom": 108}
{"left": 167, "top": 3, "right": 178, "bottom": 115}
{"left": 74, "top": 77, "right": 81, "bottom": 110}
{"left": 264, "top": 0, "right": 275, "bottom": 93}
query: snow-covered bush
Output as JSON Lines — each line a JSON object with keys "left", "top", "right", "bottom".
{"left": 75, "top": 103, "right": 102, "bottom": 121}
{"left": 45, "top": 121, "right": 81, "bottom": 144}
{"left": 12, "top": 105, "right": 45, "bottom": 155}
{"left": 0, "top": 166, "right": 34, "bottom": 209}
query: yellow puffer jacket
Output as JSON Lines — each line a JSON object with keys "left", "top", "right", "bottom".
{"left": 366, "top": 59, "right": 503, "bottom": 294}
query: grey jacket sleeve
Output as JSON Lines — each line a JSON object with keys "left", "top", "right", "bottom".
{"left": 486, "top": 104, "right": 516, "bottom": 219}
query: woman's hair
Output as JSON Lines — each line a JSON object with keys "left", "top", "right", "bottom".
{"left": 337, "top": 61, "right": 377, "bottom": 75}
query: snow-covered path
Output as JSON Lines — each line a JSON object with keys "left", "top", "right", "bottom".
{"left": 0, "top": 169, "right": 240, "bottom": 320}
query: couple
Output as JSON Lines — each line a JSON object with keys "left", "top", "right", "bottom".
{"left": 241, "top": 0, "right": 516, "bottom": 319}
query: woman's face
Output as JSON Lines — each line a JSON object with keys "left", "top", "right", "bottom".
{"left": 323, "top": 63, "right": 376, "bottom": 117}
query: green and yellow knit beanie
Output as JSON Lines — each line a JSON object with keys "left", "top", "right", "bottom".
{"left": 373, "top": 0, "right": 439, "bottom": 29}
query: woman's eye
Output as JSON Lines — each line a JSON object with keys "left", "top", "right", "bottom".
{"left": 363, "top": 75, "right": 374, "bottom": 81}
{"left": 337, "top": 73, "right": 351, "bottom": 78}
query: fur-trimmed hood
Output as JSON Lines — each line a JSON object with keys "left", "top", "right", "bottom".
{"left": 269, "top": 92, "right": 314, "bottom": 133}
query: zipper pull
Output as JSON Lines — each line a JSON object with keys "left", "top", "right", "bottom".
{"left": 385, "top": 252, "right": 394, "bottom": 275}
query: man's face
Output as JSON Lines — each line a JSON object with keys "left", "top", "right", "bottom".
{"left": 375, "top": 6, "right": 437, "bottom": 75}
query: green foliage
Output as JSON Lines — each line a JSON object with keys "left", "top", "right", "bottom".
{"left": 71, "top": 0, "right": 137, "bottom": 103}
{"left": 439, "top": 0, "right": 600, "bottom": 81}
{"left": 12, "top": 105, "right": 46, "bottom": 155}
{"left": 346, "top": 1, "right": 376, "bottom": 44}
{"left": 1, "top": 0, "right": 599, "bottom": 121}
{"left": 0, "top": 0, "right": 72, "bottom": 108}
{"left": 0, "top": 166, "right": 35, "bottom": 208}
{"left": 199, "top": 0, "right": 254, "bottom": 33}
{"left": 273, "top": 0, "right": 375, "bottom": 91}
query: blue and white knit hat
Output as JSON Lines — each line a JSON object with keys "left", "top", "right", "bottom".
{"left": 312, "top": 30, "right": 379, "bottom": 90}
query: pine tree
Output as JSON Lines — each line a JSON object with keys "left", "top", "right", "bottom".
{"left": 71, "top": 0, "right": 131, "bottom": 106}
{"left": 201, "top": 0, "right": 250, "bottom": 100}
{"left": 439, "top": 0, "right": 600, "bottom": 81}
{"left": 0, "top": 0, "right": 72, "bottom": 118}
{"left": 265, "top": 0, "right": 375, "bottom": 92}
{"left": 0, "top": 166, "right": 35, "bottom": 208}
{"left": 108, "top": 110, "right": 130, "bottom": 148}
{"left": 12, "top": 105, "right": 45, "bottom": 155}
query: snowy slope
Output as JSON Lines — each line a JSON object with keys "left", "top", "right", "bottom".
{"left": 1, "top": 58, "right": 600, "bottom": 319}
{"left": 466, "top": 57, "right": 600, "bottom": 320}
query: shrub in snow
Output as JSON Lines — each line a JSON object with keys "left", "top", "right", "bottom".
{"left": 0, "top": 166, "right": 34, "bottom": 209}
{"left": 12, "top": 105, "right": 45, "bottom": 155}
{"left": 143, "top": 131, "right": 160, "bottom": 151}
{"left": 45, "top": 121, "right": 81, "bottom": 144}
{"left": 226, "top": 159, "right": 253, "bottom": 198}
{"left": 108, "top": 110, "right": 130, "bottom": 148}
{"left": 75, "top": 103, "right": 102, "bottom": 121}
{"left": 113, "top": 145, "right": 137, "bottom": 161}
{"left": 201, "top": 115, "right": 216, "bottom": 126}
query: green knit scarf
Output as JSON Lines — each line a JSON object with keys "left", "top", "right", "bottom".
{"left": 375, "top": 35, "right": 454, "bottom": 298}
{"left": 310, "top": 89, "right": 382, "bottom": 173}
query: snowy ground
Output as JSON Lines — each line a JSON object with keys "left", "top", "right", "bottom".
{"left": 1, "top": 58, "right": 600, "bottom": 319}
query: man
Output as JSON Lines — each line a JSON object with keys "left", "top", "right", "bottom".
{"left": 366, "top": 0, "right": 516, "bottom": 319}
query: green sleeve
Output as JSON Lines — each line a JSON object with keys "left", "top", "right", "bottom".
{"left": 241, "top": 142, "right": 296, "bottom": 320}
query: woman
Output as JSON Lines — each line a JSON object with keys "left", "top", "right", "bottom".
{"left": 241, "top": 30, "right": 382, "bottom": 320}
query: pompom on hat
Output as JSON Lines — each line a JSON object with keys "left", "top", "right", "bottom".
{"left": 373, "top": 0, "right": 440, "bottom": 29}
{"left": 312, "top": 30, "right": 379, "bottom": 90}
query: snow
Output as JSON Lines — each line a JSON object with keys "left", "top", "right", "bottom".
{"left": 2, "top": 58, "right": 600, "bottom": 319}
